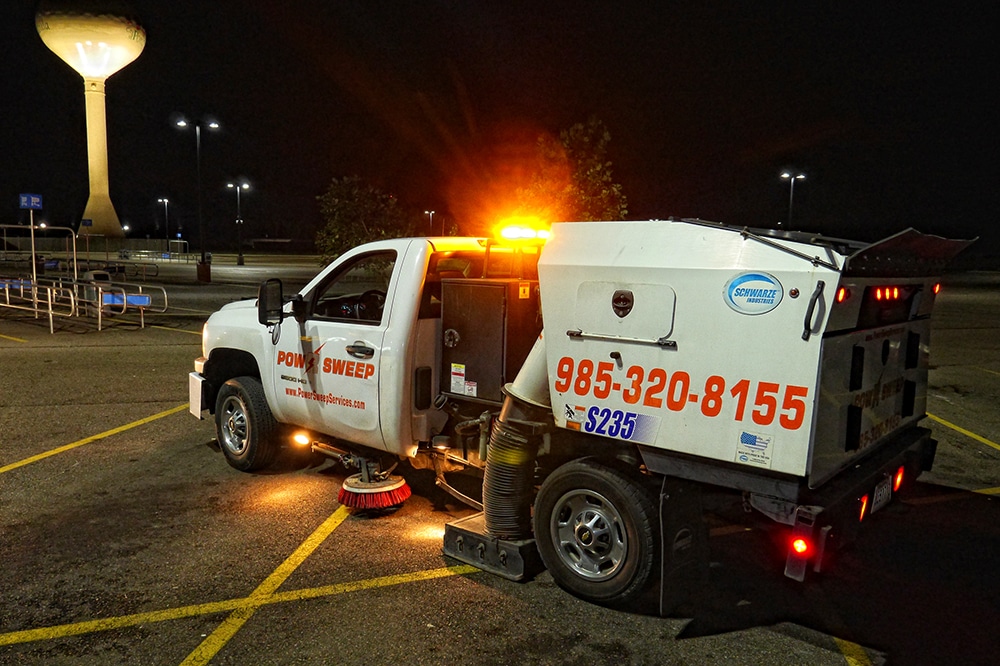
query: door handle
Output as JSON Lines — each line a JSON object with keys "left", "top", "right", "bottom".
{"left": 346, "top": 342, "right": 375, "bottom": 359}
{"left": 802, "top": 280, "right": 825, "bottom": 341}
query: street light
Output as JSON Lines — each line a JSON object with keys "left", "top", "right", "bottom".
{"left": 176, "top": 116, "right": 219, "bottom": 278}
{"left": 227, "top": 181, "right": 250, "bottom": 265}
{"left": 157, "top": 198, "right": 169, "bottom": 245}
{"left": 424, "top": 210, "right": 435, "bottom": 235}
{"left": 780, "top": 171, "right": 806, "bottom": 227}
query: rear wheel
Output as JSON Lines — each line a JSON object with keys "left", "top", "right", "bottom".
{"left": 215, "top": 376, "right": 279, "bottom": 471}
{"left": 534, "top": 458, "right": 659, "bottom": 606}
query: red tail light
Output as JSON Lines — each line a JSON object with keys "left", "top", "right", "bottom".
{"left": 836, "top": 287, "right": 850, "bottom": 303}
{"left": 893, "top": 466, "right": 905, "bottom": 492}
{"left": 791, "top": 537, "right": 811, "bottom": 556}
{"left": 859, "top": 494, "right": 869, "bottom": 522}
{"left": 874, "top": 286, "right": 905, "bottom": 301}
{"left": 933, "top": 283, "right": 941, "bottom": 294}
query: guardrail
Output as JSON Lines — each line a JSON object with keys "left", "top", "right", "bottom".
{"left": 1, "top": 277, "right": 77, "bottom": 334}
{"left": 1, "top": 274, "right": 168, "bottom": 333}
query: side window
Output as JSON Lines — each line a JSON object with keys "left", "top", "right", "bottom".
{"left": 311, "top": 251, "right": 396, "bottom": 324}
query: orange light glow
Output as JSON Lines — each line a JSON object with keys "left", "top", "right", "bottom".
{"left": 859, "top": 494, "right": 869, "bottom": 522}
{"left": 292, "top": 431, "right": 311, "bottom": 447}
{"left": 893, "top": 466, "right": 905, "bottom": 492}
{"left": 495, "top": 216, "right": 550, "bottom": 243}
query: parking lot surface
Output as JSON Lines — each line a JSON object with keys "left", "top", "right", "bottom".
{"left": 2, "top": 258, "right": 999, "bottom": 665}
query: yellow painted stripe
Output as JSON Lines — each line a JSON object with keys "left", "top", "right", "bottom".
{"left": 975, "top": 366, "right": 1000, "bottom": 377}
{"left": 834, "top": 637, "right": 872, "bottom": 666}
{"left": 0, "top": 332, "right": 27, "bottom": 342}
{"left": 927, "top": 412, "right": 1000, "bottom": 453}
{"left": 150, "top": 324, "right": 201, "bottom": 335}
{"left": 0, "top": 404, "right": 189, "bottom": 474}
{"left": 180, "top": 506, "right": 352, "bottom": 665}
{"left": 976, "top": 486, "right": 1000, "bottom": 495}
{"left": 0, "top": 564, "right": 479, "bottom": 647}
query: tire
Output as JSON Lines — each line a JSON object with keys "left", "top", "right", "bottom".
{"left": 534, "top": 458, "right": 659, "bottom": 606}
{"left": 215, "top": 376, "right": 279, "bottom": 471}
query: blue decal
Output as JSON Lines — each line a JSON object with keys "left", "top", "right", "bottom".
{"left": 582, "top": 406, "right": 659, "bottom": 444}
{"left": 724, "top": 272, "right": 783, "bottom": 315}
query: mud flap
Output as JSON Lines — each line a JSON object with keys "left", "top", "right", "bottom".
{"left": 659, "top": 477, "right": 709, "bottom": 616}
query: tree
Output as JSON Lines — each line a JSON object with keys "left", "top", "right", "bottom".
{"left": 517, "top": 117, "right": 628, "bottom": 222}
{"left": 315, "top": 176, "right": 416, "bottom": 263}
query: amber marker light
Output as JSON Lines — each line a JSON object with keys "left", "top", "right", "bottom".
{"left": 292, "top": 431, "right": 311, "bottom": 446}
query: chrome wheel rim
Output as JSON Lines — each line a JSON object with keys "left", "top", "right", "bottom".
{"left": 219, "top": 395, "right": 249, "bottom": 456}
{"left": 549, "top": 489, "right": 627, "bottom": 580}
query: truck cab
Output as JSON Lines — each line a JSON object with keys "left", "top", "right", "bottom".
{"left": 190, "top": 235, "right": 541, "bottom": 470}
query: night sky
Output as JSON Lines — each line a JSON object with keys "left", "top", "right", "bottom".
{"left": 2, "top": 1, "right": 996, "bottom": 263}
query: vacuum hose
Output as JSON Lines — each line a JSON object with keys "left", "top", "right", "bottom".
{"left": 482, "top": 396, "right": 541, "bottom": 539}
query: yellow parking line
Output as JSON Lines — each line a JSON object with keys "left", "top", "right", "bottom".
{"left": 150, "top": 324, "right": 201, "bottom": 335}
{"left": 0, "top": 332, "right": 27, "bottom": 342}
{"left": 0, "top": 563, "right": 479, "bottom": 647}
{"left": 834, "top": 637, "right": 872, "bottom": 666}
{"left": 181, "top": 505, "right": 350, "bottom": 665}
{"left": 0, "top": 404, "right": 189, "bottom": 474}
{"left": 926, "top": 412, "right": 1000, "bottom": 453}
{"left": 976, "top": 486, "right": 1000, "bottom": 495}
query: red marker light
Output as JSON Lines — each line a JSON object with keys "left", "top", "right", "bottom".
{"left": 875, "top": 287, "right": 883, "bottom": 301}
{"left": 933, "top": 283, "right": 941, "bottom": 294}
{"left": 859, "top": 494, "right": 869, "bottom": 522}
{"left": 894, "top": 466, "right": 905, "bottom": 492}
{"left": 836, "top": 287, "right": 850, "bottom": 303}
{"left": 791, "top": 538, "right": 810, "bottom": 556}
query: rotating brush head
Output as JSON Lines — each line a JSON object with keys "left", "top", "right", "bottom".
{"left": 337, "top": 473, "right": 412, "bottom": 510}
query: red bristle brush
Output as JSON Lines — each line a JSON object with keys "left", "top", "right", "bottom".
{"left": 338, "top": 473, "right": 412, "bottom": 509}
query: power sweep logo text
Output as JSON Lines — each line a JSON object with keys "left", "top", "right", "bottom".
{"left": 724, "top": 272, "right": 783, "bottom": 315}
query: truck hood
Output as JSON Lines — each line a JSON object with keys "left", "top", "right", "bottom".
{"left": 218, "top": 299, "right": 257, "bottom": 313}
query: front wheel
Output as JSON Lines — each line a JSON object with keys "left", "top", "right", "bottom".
{"left": 215, "top": 376, "right": 279, "bottom": 471}
{"left": 534, "top": 458, "right": 659, "bottom": 606}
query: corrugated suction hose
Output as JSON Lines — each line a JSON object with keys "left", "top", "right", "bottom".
{"left": 482, "top": 409, "right": 538, "bottom": 539}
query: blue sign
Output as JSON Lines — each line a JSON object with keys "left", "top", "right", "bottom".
{"left": 19, "top": 193, "right": 43, "bottom": 210}
{"left": 81, "top": 219, "right": 93, "bottom": 227}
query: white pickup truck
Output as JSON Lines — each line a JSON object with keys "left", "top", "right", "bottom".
{"left": 190, "top": 219, "right": 970, "bottom": 610}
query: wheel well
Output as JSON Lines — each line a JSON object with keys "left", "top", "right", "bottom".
{"left": 538, "top": 430, "right": 646, "bottom": 484}
{"left": 203, "top": 348, "right": 262, "bottom": 414}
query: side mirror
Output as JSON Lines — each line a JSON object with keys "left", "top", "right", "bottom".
{"left": 258, "top": 278, "right": 284, "bottom": 326}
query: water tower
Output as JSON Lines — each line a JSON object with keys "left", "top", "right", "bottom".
{"left": 36, "top": 1, "right": 145, "bottom": 239}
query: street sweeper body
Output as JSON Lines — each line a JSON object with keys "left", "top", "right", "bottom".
{"left": 189, "top": 218, "right": 971, "bottom": 609}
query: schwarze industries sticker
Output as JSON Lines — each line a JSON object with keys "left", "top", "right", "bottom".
{"left": 724, "top": 272, "right": 783, "bottom": 315}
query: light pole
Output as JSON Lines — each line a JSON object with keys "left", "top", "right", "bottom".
{"left": 424, "top": 210, "right": 435, "bottom": 235}
{"left": 157, "top": 198, "right": 169, "bottom": 246}
{"left": 227, "top": 181, "right": 250, "bottom": 265}
{"left": 176, "top": 116, "right": 219, "bottom": 279}
{"left": 781, "top": 171, "right": 806, "bottom": 227}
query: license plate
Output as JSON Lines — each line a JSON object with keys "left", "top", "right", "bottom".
{"left": 871, "top": 476, "right": 892, "bottom": 514}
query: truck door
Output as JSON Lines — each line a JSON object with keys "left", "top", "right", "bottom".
{"left": 273, "top": 249, "right": 398, "bottom": 450}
